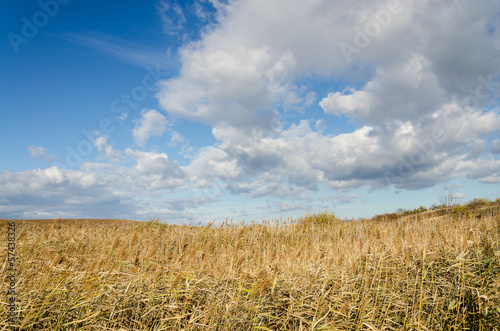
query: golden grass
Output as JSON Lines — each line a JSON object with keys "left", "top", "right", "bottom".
{"left": 0, "top": 219, "right": 141, "bottom": 227}
{"left": 1, "top": 212, "right": 499, "bottom": 330}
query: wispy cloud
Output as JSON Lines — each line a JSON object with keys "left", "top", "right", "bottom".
{"left": 156, "top": 0, "right": 186, "bottom": 35}
{"left": 444, "top": 183, "right": 465, "bottom": 190}
{"left": 156, "top": 0, "right": 218, "bottom": 40}
{"left": 168, "top": 131, "right": 184, "bottom": 146}
{"left": 27, "top": 146, "right": 57, "bottom": 162}
{"left": 57, "top": 31, "right": 176, "bottom": 69}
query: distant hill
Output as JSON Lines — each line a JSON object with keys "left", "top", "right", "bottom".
{"left": 370, "top": 198, "right": 500, "bottom": 222}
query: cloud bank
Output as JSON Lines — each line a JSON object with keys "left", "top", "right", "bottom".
{"left": 2, "top": 0, "right": 500, "bottom": 222}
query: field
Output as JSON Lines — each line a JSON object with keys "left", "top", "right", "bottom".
{"left": 1, "top": 204, "right": 500, "bottom": 330}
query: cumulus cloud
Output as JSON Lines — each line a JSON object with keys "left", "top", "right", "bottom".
{"left": 125, "top": 149, "right": 185, "bottom": 189}
{"left": 132, "top": 109, "right": 169, "bottom": 146}
{"left": 320, "top": 88, "right": 371, "bottom": 119}
{"left": 158, "top": 45, "right": 296, "bottom": 129}
{"left": 184, "top": 146, "right": 240, "bottom": 186}
{"left": 154, "top": 0, "right": 500, "bottom": 206}
{"left": 94, "top": 136, "right": 126, "bottom": 163}
{"left": 4, "top": 0, "right": 500, "bottom": 222}
{"left": 320, "top": 55, "right": 447, "bottom": 124}
{"left": 0, "top": 157, "right": 187, "bottom": 220}
{"left": 27, "top": 146, "right": 57, "bottom": 162}
{"left": 0, "top": 166, "right": 115, "bottom": 219}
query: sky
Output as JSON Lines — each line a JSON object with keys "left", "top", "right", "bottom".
{"left": 1, "top": 0, "right": 500, "bottom": 224}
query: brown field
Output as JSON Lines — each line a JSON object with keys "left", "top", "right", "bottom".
{"left": 0, "top": 219, "right": 141, "bottom": 227}
{"left": 1, "top": 208, "right": 499, "bottom": 330}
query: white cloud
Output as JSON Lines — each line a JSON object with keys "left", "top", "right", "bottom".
{"left": 158, "top": 45, "right": 296, "bottom": 128}
{"left": 444, "top": 183, "right": 465, "bottom": 190}
{"left": 154, "top": 0, "right": 500, "bottom": 200}
{"left": 94, "top": 136, "right": 126, "bottom": 163}
{"left": 126, "top": 149, "right": 174, "bottom": 174}
{"left": 27, "top": 146, "right": 57, "bottom": 162}
{"left": 168, "top": 131, "right": 184, "bottom": 146}
{"left": 455, "top": 158, "right": 500, "bottom": 184}
{"left": 60, "top": 31, "right": 174, "bottom": 68}
{"left": 336, "top": 194, "right": 360, "bottom": 205}
{"left": 184, "top": 146, "right": 240, "bottom": 185}
{"left": 133, "top": 109, "right": 169, "bottom": 146}
{"left": 0, "top": 157, "right": 187, "bottom": 220}
{"left": 4, "top": 0, "right": 500, "bottom": 223}
{"left": 314, "top": 119, "right": 326, "bottom": 131}
{"left": 267, "top": 200, "right": 308, "bottom": 213}
{"left": 320, "top": 88, "right": 371, "bottom": 119}
{"left": 125, "top": 149, "right": 185, "bottom": 189}
{"left": 0, "top": 166, "right": 114, "bottom": 219}
{"left": 320, "top": 55, "right": 447, "bottom": 123}
{"left": 283, "top": 87, "right": 316, "bottom": 111}
{"left": 156, "top": 0, "right": 186, "bottom": 35}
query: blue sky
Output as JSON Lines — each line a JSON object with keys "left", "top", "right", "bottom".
{"left": 1, "top": 0, "right": 500, "bottom": 223}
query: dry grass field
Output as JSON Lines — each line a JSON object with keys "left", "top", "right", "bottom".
{"left": 1, "top": 206, "right": 499, "bottom": 330}
{"left": 0, "top": 219, "right": 141, "bottom": 227}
